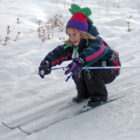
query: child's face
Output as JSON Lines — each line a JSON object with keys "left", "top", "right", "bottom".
{"left": 66, "top": 28, "right": 81, "bottom": 46}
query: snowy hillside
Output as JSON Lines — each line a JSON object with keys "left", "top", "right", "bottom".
{"left": 0, "top": 0, "right": 140, "bottom": 140}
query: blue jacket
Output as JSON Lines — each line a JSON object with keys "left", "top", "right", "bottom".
{"left": 44, "top": 24, "right": 114, "bottom": 67}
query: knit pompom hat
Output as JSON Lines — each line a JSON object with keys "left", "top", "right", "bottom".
{"left": 66, "top": 4, "right": 93, "bottom": 33}
{"left": 66, "top": 12, "right": 88, "bottom": 32}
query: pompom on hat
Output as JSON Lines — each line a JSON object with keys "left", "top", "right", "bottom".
{"left": 66, "top": 4, "right": 93, "bottom": 32}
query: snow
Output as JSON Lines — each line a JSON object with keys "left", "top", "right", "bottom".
{"left": 0, "top": 0, "right": 140, "bottom": 140}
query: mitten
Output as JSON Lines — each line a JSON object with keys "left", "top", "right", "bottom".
{"left": 39, "top": 60, "right": 51, "bottom": 78}
{"left": 65, "top": 58, "right": 84, "bottom": 76}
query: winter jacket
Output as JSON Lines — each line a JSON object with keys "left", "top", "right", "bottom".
{"left": 43, "top": 24, "right": 119, "bottom": 68}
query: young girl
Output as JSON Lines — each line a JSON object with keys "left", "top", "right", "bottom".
{"left": 39, "top": 4, "right": 121, "bottom": 109}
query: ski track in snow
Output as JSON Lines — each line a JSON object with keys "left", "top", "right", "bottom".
{"left": 0, "top": 0, "right": 140, "bottom": 140}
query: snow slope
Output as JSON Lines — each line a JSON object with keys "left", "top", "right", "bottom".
{"left": 0, "top": 0, "right": 140, "bottom": 140}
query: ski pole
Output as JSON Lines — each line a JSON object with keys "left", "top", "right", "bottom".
{"left": 39, "top": 66, "right": 67, "bottom": 78}
{"left": 64, "top": 66, "right": 140, "bottom": 82}
{"left": 82, "top": 66, "right": 140, "bottom": 70}
{"left": 51, "top": 66, "right": 140, "bottom": 71}
{"left": 40, "top": 66, "right": 140, "bottom": 79}
{"left": 82, "top": 66, "right": 121, "bottom": 70}
{"left": 65, "top": 72, "right": 73, "bottom": 82}
{"left": 52, "top": 67, "right": 67, "bottom": 70}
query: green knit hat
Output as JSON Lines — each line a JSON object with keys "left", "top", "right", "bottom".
{"left": 69, "top": 4, "right": 93, "bottom": 24}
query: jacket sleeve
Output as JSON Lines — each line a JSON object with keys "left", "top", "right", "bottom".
{"left": 43, "top": 45, "right": 72, "bottom": 67}
{"left": 79, "top": 38, "right": 110, "bottom": 65}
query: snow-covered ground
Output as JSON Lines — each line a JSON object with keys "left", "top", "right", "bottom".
{"left": 0, "top": 0, "right": 140, "bottom": 140}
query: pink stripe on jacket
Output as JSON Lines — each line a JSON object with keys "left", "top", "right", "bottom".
{"left": 85, "top": 40, "right": 105, "bottom": 62}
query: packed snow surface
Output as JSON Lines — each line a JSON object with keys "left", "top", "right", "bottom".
{"left": 0, "top": 0, "right": 140, "bottom": 140}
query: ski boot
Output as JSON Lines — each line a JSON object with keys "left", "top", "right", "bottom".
{"left": 82, "top": 96, "right": 107, "bottom": 111}
{"left": 72, "top": 95, "right": 89, "bottom": 103}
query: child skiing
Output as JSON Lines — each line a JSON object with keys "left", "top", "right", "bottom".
{"left": 38, "top": 4, "right": 121, "bottom": 109}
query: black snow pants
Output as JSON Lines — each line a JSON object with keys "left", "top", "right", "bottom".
{"left": 72, "top": 57, "right": 120, "bottom": 101}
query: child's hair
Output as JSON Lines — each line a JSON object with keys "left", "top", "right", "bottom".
{"left": 65, "top": 28, "right": 96, "bottom": 46}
